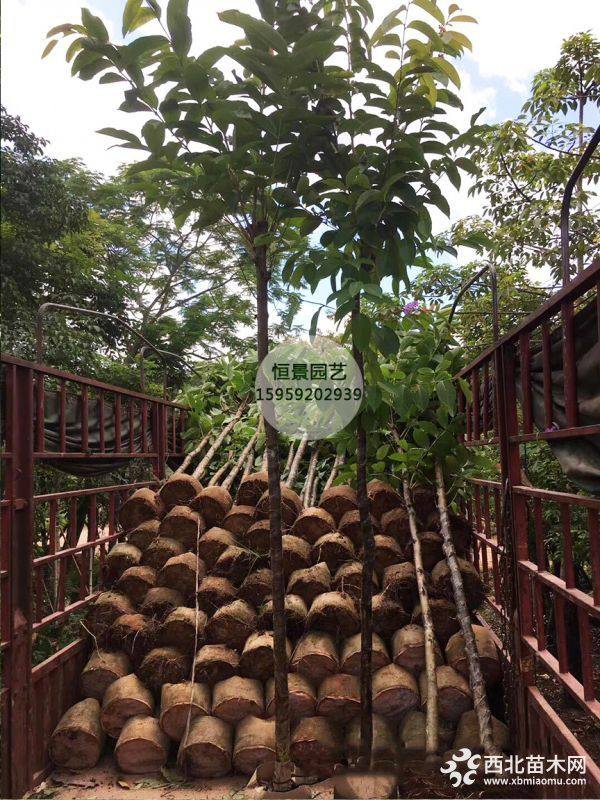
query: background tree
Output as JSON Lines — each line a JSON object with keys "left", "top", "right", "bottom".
{"left": 465, "top": 32, "right": 599, "bottom": 284}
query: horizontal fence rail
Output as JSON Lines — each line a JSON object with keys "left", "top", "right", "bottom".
{"left": 0, "top": 354, "right": 188, "bottom": 797}
{"left": 458, "top": 258, "right": 600, "bottom": 799}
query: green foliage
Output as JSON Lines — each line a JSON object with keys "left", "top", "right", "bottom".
{"left": 466, "top": 32, "right": 599, "bottom": 283}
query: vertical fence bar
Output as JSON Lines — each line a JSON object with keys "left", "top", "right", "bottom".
{"left": 562, "top": 300, "right": 578, "bottom": 428}
{"left": 6, "top": 365, "right": 34, "bottom": 798}
{"left": 472, "top": 368, "right": 480, "bottom": 441}
{"left": 114, "top": 393, "right": 122, "bottom": 454}
{"left": 588, "top": 509, "right": 600, "bottom": 606}
{"left": 59, "top": 379, "right": 67, "bottom": 453}
{"left": 81, "top": 385, "right": 89, "bottom": 453}
{"left": 35, "top": 373, "right": 45, "bottom": 453}
{"left": 541, "top": 322, "right": 553, "bottom": 430}
{"left": 98, "top": 392, "right": 105, "bottom": 453}
{"left": 559, "top": 503, "right": 575, "bottom": 590}
{"left": 519, "top": 332, "right": 533, "bottom": 435}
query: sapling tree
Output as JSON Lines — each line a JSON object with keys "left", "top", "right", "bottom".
{"left": 282, "top": 0, "right": 484, "bottom": 762}
{"left": 48, "top": 0, "right": 344, "bottom": 786}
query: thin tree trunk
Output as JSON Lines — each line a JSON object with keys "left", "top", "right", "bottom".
{"left": 282, "top": 440, "right": 296, "bottom": 480}
{"left": 577, "top": 93, "right": 584, "bottom": 273}
{"left": 175, "top": 432, "right": 211, "bottom": 475}
{"left": 255, "top": 237, "right": 292, "bottom": 790}
{"left": 434, "top": 461, "right": 499, "bottom": 756}
{"left": 286, "top": 431, "right": 308, "bottom": 489}
{"left": 302, "top": 447, "right": 319, "bottom": 506}
{"left": 403, "top": 479, "right": 439, "bottom": 760}
{"left": 243, "top": 450, "right": 254, "bottom": 477}
{"left": 352, "top": 297, "right": 374, "bottom": 767}
{"left": 322, "top": 454, "right": 343, "bottom": 492}
{"left": 208, "top": 458, "right": 233, "bottom": 486}
{"left": 222, "top": 431, "right": 259, "bottom": 492}
{"left": 192, "top": 402, "right": 248, "bottom": 480}
{"left": 309, "top": 466, "right": 320, "bottom": 507}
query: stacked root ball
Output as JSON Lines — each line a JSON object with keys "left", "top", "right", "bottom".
{"left": 50, "top": 469, "right": 506, "bottom": 779}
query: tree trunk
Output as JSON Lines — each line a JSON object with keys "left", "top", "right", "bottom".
{"left": 222, "top": 431, "right": 259, "bottom": 491}
{"left": 282, "top": 440, "right": 296, "bottom": 480}
{"left": 208, "top": 458, "right": 233, "bottom": 486}
{"left": 255, "top": 235, "right": 292, "bottom": 790}
{"left": 175, "top": 432, "right": 211, "bottom": 475}
{"left": 322, "top": 454, "right": 343, "bottom": 493}
{"left": 352, "top": 297, "right": 374, "bottom": 767}
{"left": 577, "top": 93, "right": 584, "bottom": 273}
{"left": 286, "top": 431, "right": 309, "bottom": 488}
{"left": 434, "top": 461, "right": 499, "bottom": 756}
{"left": 302, "top": 446, "right": 319, "bottom": 506}
{"left": 192, "top": 402, "right": 248, "bottom": 480}
{"left": 403, "top": 479, "right": 439, "bottom": 760}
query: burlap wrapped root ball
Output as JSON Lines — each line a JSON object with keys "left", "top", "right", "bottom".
{"left": 367, "top": 479, "right": 403, "bottom": 520}
{"left": 159, "top": 606, "right": 207, "bottom": 653}
{"left": 291, "top": 631, "right": 339, "bottom": 682}
{"left": 291, "top": 507, "right": 335, "bottom": 544}
{"left": 318, "top": 485, "right": 358, "bottom": 524}
{"left": 233, "top": 716, "right": 276, "bottom": 776}
{"left": 194, "top": 643, "right": 239, "bottom": 685}
{"left": 306, "top": 591, "right": 360, "bottom": 637}
{"left": 178, "top": 716, "right": 233, "bottom": 778}
{"left": 392, "top": 624, "right": 443, "bottom": 676}
{"left": 266, "top": 673, "right": 316, "bottom": 720}
{"left": 346, "top": 714, "right": 397, "bottom": 767}
{"left": 116, "top": 565, "right": 157, "bottom": 607}
{"left": 222, "top": 505, "right": 256, "bottom": 537}
{"left": 333, "top": 560, "right": 378, "bottom": 601}
{"left": 119, "top": 488, "right": 164, "bottom": 532}
{"left": 341, "top": 632, "right": 390, "bottom": 675}
{"left": 106, "top": 542, "right": 141, "bottom": 583}
{"left": 191, "top": 485, "right": 233, "bottom": 528}
{"left": 50, "top": 698, "right": 106, "bottom": 770}
{"left": 372, "top": 592, "right": 409, "bottom": 638}
{"left": 205, "top": 599, "right": 257, "bottom": 651}
{"left": 85, "top": 591, "right": 134, "bottom": 642}
{"left": 142, "top": 537, "right": 185, "bottom": 571}
{"left": 431, "top": 558, "right": 484, "bottom": 610}
{"left": 444, "top": 625, "right": 501, "bottom": 686}
{"left": 127, "top": 519, "right": 160, "bottom": 552}
{"left": 290, "top": 716, "right": 343, "bottom": 778}
{"left": 158, "top": 552, "right": 205, "bottom": 599}
{"left": 159, "top": 681, "right": 210, "bottom": 741}
{"left": 108, "top": 613, "right": 157, "bottom": 666}
{"left": 80, "top": 649, "right": 132, "bottom": 701}
{"left": 256, "top": 484, "right": 303, "bottom": 526}
{"left": 100, "top": 673, "right": 154, "bottom": 738}
{"left": 237, "top": 471, "right": 269, "bottom": 507}
{"left": 399, "top": 710, "right": 455, "bottom": 753}
{"left": 159, "top": 504, "right": 205, "bottom": 550}
{"left": 197, "top": 575, "right": 237, "bottom": 613}
{"left": 212, "top": 676, "right": 264, "bottom": 724}
{"left": 419, "top": 665, "right": 473, "bottom": 723}
{"left": 316, "top": 673, "right": 361, "bottom": 723}
{"left": 158, "top": 473, "right": 202, "bottom": 511}
{"left": 288, "top": 562, "right": 331, "bottom": 607}
{"left": 258, "top": 593, "right": 308, "bottom": 638}
{"left": 115, "top": 716, "right": 170, "bottom": 774}
{"left": 240, "top": 631, "right": 292, "bottom": 681}
{"left": 337, "top": 509, "right": 380, "bottom": 548}
{"left": 372, "top": 663, "right": 420, "bottom": 720}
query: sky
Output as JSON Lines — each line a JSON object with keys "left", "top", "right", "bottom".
{"left": 2, "top": 0, "right": 598, "bottom": 336}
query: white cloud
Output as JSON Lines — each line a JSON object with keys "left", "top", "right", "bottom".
{"left": 457, "top": 0, "right": 597, "bottom": 93}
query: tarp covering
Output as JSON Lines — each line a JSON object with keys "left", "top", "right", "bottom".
{"left": 517, "top": 299, "right": 600, "bottom": 495}
{"left": 40, "top": 389, "right": 153, "bottom": 476}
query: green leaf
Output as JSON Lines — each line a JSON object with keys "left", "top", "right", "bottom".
{"left": 351, "top": 313, "right": 371, "bottom": 351}
{"left": 81, "top": 8, "right": 109, "bottom": 42}
{"left": 41, "top": 39, "right": 58, "bottom": 59}
{"left": 97, "top": 127, "right": 142, "bottom": 143}
{"left": 412, "top": 0, "right": 445, "bottom": 25}
{"left": 167, "top": 0, "right": 192, "bottom": 57}
{"left": 413, "top": 427, "right": 430, "bottom": 448}
{"left": 432, "top": 56, "right": 461, "bottom": 88}
{"left": 218, "top": 10, "right": 288, "bottom": 54}
{"left": 370, "top": 6, "right": 404, "bottom": 46}
{"left": 450, "top": 14, "right": 477, "bottom": 23}
{"left": 99, "top": 71, "right": 126, "bottom": 83}
{"left": 47, "top": 23, "right": 76, "bottom": 37}
{"left": 309, "top": 308, "right": 321, "bottom": 338}
{"left": 142, "top": 119, "right": 165, "bottom": 152}
{"left": 355, "top": 188, "right": 382, "bottom": 212}
{"left": 123, "top": 0, "right": 142, "bottom": 35}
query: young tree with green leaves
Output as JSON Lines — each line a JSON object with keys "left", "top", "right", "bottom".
{"left": 48, "top": 0, "right": 345, "bottom": 784}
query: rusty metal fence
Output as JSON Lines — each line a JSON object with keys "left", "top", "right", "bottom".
{"left": 0, "top": 355, "right": 187, "bottom": 798}
{"left": 458, "top": 258, "right": 600, "bottom": 797}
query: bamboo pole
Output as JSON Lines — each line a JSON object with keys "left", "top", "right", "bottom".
{"left": 222, "top": 431, "right": 260, "bottom": 492}
{"left": 403, "top": 479, "right": 439, "bottom": 760}
{"left": 286, "top": 431, "right": 309, "bottom": 489}
{"left": 434, "top": 461, "right": 498, "bottom": 756}
{"left": 192, "top": 401, "right": 248, "bottom": 480}
{"left": 175, "top": 432, "right": 211, "bottom": 475}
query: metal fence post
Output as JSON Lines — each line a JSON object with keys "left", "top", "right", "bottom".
{"left": 6, "top": 364, "right": 34, "bottom": 797}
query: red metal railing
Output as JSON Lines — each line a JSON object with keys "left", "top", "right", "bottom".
{"left": 0, "top": 355, "right": 187, "bottom": 798}
{"left": 458, "top": 258, "right": 600, "bottom": 798}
